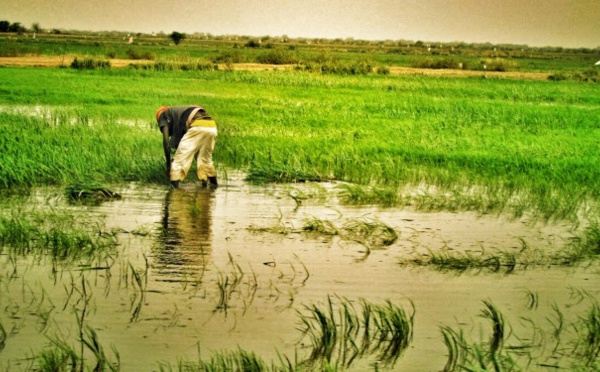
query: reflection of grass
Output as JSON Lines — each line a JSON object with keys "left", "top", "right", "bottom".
{"left": 251, "top": 216, "right": 398, "bottom": 255}
{"left": 404, "top": 249, "right": 519, "bottom": 274}
{"left": 159, "top": 347, "right": 267, "bottom": 372}
{"left": 296, "top": 296, "right": 414, "bottom": 369}
{"left": 580, "top": 300, "right": 600, "bottom": 367}
{"left": 0, "top": 212, "right": 117, "bottom": 264}
{"left": 401, "top": 222, "right": 600, "bottom": 273}
{"left": 440, "top": 296, "right": 600, "bottom": 371}
{"left": 0, "top": 321, "right": 6, "bottom": 352}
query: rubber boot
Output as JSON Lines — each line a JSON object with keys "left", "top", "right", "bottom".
{"left": 208, "top": 176, "right": 218, "bottom": 188}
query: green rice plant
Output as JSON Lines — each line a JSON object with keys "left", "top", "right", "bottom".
{"left": 2, "top": 64, "right": 600, "bottom": 224}
{"left": 36, "top": 336, "right": 80, "bottom": 372}
{"left": 214, "top": 253, "right": 247, "bottom": 313}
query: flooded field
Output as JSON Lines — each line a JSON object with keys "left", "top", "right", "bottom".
{"left": 0, "top": 172, "right": 598, "bottom": 371}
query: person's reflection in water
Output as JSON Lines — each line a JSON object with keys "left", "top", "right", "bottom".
{"left": 155, "top": 187, "right": 215, "bottom": 282}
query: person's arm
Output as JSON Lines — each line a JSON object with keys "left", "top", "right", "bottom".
{"left": 161, "top": 126, "right": 171, "bottom": 177}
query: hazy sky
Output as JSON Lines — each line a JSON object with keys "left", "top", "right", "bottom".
{"left": 1, "top": 0, "right": 598, "bottom": 48}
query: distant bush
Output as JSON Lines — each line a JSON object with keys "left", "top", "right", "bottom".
{"left": 126, "top": 47, "right": 155, "bottom": 60}
{"left": 70, "top": 57, "right": 110, "bottom": 70}
{"left": 245, "top": 40, "right": 261, "bottom": 48}
{"left": 377, "top": 66, "right": 391, "bottom": 75}
{"left": 257, "top": 49, "right": 299, "bottom": 64}
{"left": 212, "top": 51, "right": 247, "bottom": 64}
{"left": 415, "top": 58, "right": 463, "bottom": 69}
{"left": 479, "top": 58, "right": 518, "bottom": 72}
{"left": 297, "top": 59, "right": 378, "bottom": 75}
{"left": 129, "top": 60, "right": 217, "bottom": 71}
{"left": 169, "top": 31, "right": 186, "bottom": 46}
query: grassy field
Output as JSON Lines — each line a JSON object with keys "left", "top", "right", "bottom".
{"left": 1, "top": 63, "right": 599, "bottom": 223}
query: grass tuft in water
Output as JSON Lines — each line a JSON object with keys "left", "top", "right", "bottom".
{"left": 159, "top": 347, "right": 268, "bottom": 372}
{"left": 0, "top": 212, "right": 118, "bottom": 264}
{"left": 296, "top": 296, "right": 414, "bottom": 369}
{"left": 65, "top": 182, "right": 122, "bottom": 205}
{"left": 36, "top": 337, "right": 80, "bottom": 372}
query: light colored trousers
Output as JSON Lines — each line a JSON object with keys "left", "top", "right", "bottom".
{"left": 170, "top": 126, "right": 217, "bottom": 182}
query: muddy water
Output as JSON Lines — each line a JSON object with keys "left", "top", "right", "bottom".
{"left": 0, "top": 172, "right": 598, "bottom": 371}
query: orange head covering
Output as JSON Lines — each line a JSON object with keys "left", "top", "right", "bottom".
{"left": 156, "top": 106, "right": 169, "bottom": 121}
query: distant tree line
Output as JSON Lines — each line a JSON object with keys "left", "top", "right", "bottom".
{"left": 0, "top": 20, "right": 28, "bottom": 33}
{"left": 1, "top": 18, "right": 598, "bottom": 53}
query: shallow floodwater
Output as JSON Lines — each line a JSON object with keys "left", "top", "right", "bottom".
{"left": 0, "top": 172, "right": 598, "bottom": 371}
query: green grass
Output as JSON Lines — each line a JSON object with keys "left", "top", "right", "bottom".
{"left": 0, "top": 66, "right": 599, "bottom": 223}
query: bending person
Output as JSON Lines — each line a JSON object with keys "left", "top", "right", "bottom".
{"left": 156, "top": 105, "right": 218, "bottom": 188}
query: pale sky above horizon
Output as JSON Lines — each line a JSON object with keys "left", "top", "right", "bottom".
{"left": 1, "top": 0, "right": 598, "bottom": 48}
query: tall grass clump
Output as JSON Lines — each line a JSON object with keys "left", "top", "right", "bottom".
{"left": 70, "top": 57, "right": 111, "bottom": 70}
{"left": 0, "top": 111, "right": 164, "bottom": 189}
{"left": 127, "top": 57, "right": 217, "bottom": 71}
